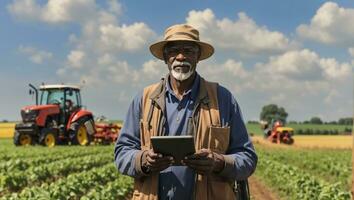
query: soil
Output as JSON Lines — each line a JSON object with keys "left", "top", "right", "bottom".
{"left": 249, "top": 175, "right": 280, "bottom": 200}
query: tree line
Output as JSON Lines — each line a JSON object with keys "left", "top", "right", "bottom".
{"left": 258, "top": 104, "right": 353, "bottom": 125}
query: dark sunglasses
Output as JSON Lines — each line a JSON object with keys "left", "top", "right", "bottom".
{"left": 164, "top": 45, "right": 199, "bottom": 57}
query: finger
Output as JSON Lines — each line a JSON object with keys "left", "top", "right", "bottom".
{"left": 198, "top": 148, "right": 210, "bottom": 153}
{"left": 195, "top": 149, "right": 211, "bottom": 156}
{"left": 147, "top": 156, "right": 158, "bottom": 165}
{"left": 185, "top": 154, "right": 207, "bottom": 160}
{"left": 148, "top": 157, "right": 174, "bottom": 167}
{"left": 148, "top": 152, "right": 163, "bottom": 159}
{"left": 186, "top": 152, "right": 210, "bottom": 160}
{"left": 147, "top": 158, "right": 170, "bottom": 167}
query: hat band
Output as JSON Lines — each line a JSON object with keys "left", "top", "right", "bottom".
{"left": 165, "top": 32, "right": 199, "bottom": 41}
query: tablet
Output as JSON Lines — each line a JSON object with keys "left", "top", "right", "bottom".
{"left": 150, "top": 135, "right": 195, "bottom": 165}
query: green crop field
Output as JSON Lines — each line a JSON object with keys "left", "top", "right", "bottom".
{"left": 0, "top": 139, "right": 133, "bottom": 200}
{"left": 0, "top": 134, "right": 352, "bottom": 199}
{"left": 246, "top": 123, "right": 352, "bottom": 135}
{"left": 254, "top": 144, "right": 352, "bottom": 199}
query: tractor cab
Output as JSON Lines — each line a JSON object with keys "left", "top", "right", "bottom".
{"left": 39, "top": 85, "right": 82, "bottom": 124}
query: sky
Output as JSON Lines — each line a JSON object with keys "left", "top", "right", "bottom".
{"left": 0, "top": 0, "right": 353, "bottom": 122}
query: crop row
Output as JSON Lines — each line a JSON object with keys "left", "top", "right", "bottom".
{"left": 0, "top": 148, "right": 109, "bottom": 173}
{"left": 1, "top": 163, "right": 132, "bottom": 200}
{"left": 81, "top": 174, "right": 133, "bottom": 200}
{"left": 256, "top": 159, "right": 351, "bottom": 200}
{"left": 255, "top": 144, "right": 351, "bottom": 199}
{"left": 0, "top": 145, "right": 111, "bottom": 160}
{"left": 255, "top": 145, "right": 351, "bottom": 191}
{"left": 0, "top": 153, "right": 113, "bottom": 192}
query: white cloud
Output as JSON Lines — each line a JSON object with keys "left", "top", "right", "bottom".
{"left": 18, "top": 45, "right": 53, "bottom": 64}
{"left": 7, "top": 0, "right": 117, "bottom": 24}
{"left": 324, "top": 89, "right": 339, "bottom": 104}
{"left": 67, "top": 50, "right": 85, "bottom": 68}
{"left": 319, "top": 58, "right": 352, "bottom": 80}
{"left": 42, "top": 0, "right": 97, "bottom": 23}
{"left": 30, "top": 0, "right": 157, "bottom": 86}
{"left": 349, "top": 48, "right": 354, "bottom": 66}
{"left": 142, "top": 59, "right": 166, "bottom": 79}
{"left": 186, "top": 9, "right": 295, "bottom": 55}
{"left": 253, "top": 49, "right": 352, "bottom": 81}
{"left": 197, "top": 48, "right": 352, "bottom": 121}
{"left": 7, "top": 0, "right": 42, "bottom": 21}
{"left": 107, "top": 0, "right": 122, "bottom": 15}
{"left": 297, "top": 2, "right": 354, "bottom": 45}
{"left": 348, "top": 47, "right": 354, "bottom": 57}
{"left": 99, "top": 23, "right": 156, "bottom": 52}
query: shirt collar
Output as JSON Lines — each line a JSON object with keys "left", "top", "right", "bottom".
{"left": 165, "top": 72, "right": 200, "bottom": 100}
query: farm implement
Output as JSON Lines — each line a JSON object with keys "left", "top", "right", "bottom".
{"left": 14, "top": 84, "right": 120, "bottom": 147}
{"left": 261, "top": 120, "right": 294, "bottom": 145}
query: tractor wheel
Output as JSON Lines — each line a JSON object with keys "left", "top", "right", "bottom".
{"left": 287, "top": 138, "right": 294, "bottom": 145}
{"left": 13, "top": 131, "right": 34, "bottom": 146}
{"left": 71, "top": 118, "right": 93, "bottom": 146}
{"left": 40, "top": 128, "right": 58, "bottom": 147}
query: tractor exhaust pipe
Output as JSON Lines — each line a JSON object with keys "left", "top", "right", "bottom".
{"left": 29, "top": 84, "right": 38, "bottom": 105}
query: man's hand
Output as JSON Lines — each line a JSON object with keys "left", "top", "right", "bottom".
{"left": 182, "top": 149, "right": 225, "bottom": 175}
{"left": 141, "top": 149, "right": 174, "bottom": 173}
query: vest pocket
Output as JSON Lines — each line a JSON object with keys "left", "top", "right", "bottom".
{"left": 208, "top": 126, "right": 230, "bottom": 154}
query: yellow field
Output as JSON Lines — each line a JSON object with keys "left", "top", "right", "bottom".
{"left": 0, "top": 123, "right": 16, "bottom": 138}
{"left": 252, "top": 135, "right": 353, "bottom": 149}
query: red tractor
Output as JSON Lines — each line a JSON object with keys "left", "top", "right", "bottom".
{"left": 14, "top": 84, "right": 118, "bottom": 147}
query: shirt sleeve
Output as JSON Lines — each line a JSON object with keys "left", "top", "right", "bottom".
{"left": 114, "top": 92, "right": 143, "bottom": 178}
{"left": 216, "top": 85, "right": 258, "bottom": 180}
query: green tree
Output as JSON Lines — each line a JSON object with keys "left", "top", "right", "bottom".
{"left": 338, "top": 117, "right": 353, "bottom": 125}
{"left": 310, "top": 116, "right": 323, "bottom": 124}
{"left": 260, "top": 104, "right": 288, "bottom": 124}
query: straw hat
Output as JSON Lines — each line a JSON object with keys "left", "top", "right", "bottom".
{"left": 149, "top": 24, "right": 214, "bottom": 60}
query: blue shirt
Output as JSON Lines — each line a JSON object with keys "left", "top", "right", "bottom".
{"left": 114, "top": 73, "right": 257, "bottom": 200}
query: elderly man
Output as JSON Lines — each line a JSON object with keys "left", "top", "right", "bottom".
{"left": 114, "top": 24, "right": 257, "bottom": 200}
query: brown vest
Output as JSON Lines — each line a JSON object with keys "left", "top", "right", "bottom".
{"left": 132, "top": 77, "right": 235, "bottom": 200}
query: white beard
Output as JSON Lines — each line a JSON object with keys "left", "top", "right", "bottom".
{"left": 170, "top": 61, "right": 194, "bottom": 81}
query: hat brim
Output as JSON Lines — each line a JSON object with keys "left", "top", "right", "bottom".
{"left": 149, "top": 38, "right": 214, "bottom": 61}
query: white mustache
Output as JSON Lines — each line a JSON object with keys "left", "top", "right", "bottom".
{"left": 171, "top": 61, "right": 192, "bottom": 69}
{"left": 170, "top": 60, "right": 194, "bottom": 81}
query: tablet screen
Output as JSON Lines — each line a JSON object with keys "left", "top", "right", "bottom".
{"left": 150, "top": 135, "right": 195, "bottom": 165}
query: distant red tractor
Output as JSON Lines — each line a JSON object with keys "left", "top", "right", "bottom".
{"left": 14, "top": 84, "right": 120, "bottom": 147}
{"left": 261, "top": 120, "right": 294, "bottom": 145}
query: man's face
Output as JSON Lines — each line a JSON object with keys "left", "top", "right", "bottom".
{"left": 164, "top": 41, "right": 200, "bottom": 81}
